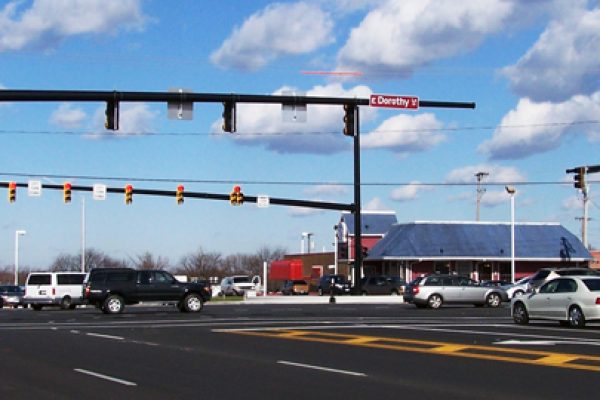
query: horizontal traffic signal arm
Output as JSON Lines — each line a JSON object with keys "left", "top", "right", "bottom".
{"left": 0, "top": 181, "right": 353, "bottom": 212}
{"left": 0, "top": 89, "right": 476, "bottom": 109}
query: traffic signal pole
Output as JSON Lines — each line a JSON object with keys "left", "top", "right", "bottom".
{"left": 0, "top": 89, "right": 475, "bottom": 293}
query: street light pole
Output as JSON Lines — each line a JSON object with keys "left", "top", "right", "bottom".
{"left": 14, "top": 230, "right": 27, "bottom": 285}
{"left": 505, "top": 186, "right": 516, "bottom": 284}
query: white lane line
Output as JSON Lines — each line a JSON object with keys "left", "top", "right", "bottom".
{"left": 86, "top": 332, "right": 124, "bottom": 340}
{"left": 277, "top": 360, "right": 366, "bottom": 377}
{"left": 74, "top": 368, "right": 137, "bottom": 386}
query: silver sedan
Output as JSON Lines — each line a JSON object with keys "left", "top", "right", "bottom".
{"left": 512, "top": 276, "right": 600, "bottom": 328}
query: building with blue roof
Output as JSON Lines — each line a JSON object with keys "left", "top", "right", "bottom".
{"left": 364, "top": 221, "right": 592, "bottom": 282}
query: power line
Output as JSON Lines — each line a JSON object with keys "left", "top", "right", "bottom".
{"left": 0, "top": 120, "right": 598, "bottom": 137}
{"left": 0, "top": 172, "right": 596, "bottom": 188}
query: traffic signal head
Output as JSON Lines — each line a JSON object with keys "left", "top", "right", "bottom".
{"left": 222, "top": 101, "right": 236, "bottom": 133}
{"left": 125, "top": 184, "right": 133, "bottom": 205}
{"left": 574, "top": 167, "right": 586, "bottom": 189}
{"left": 343, "top": 104, "right": 356, "bottom": 136}
{"left": 63, "top": 182, "right": 72, "bottom": 203}
{"left": 176, "top": 184, "right": 184, "bottom": 205}
{"left": 8, "top": 181, "right": 16, "bottom": 203}
{"left": 230, "top": 185, "right": 242, "bottom": 206}
{"left": 105, "top": 100, "right": 120, "bottom": 130}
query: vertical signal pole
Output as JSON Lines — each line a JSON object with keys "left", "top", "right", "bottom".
{"left": 352, "top": 105, "right": 362, "bottom": 294}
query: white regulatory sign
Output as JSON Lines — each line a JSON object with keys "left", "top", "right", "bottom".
{"left": 93, "top": 184, "right": 107, "bottom": 201}
{"left": 257, "top": 195, "right": 270, "bottom": 208}
{"left": 28, "top": 180, "right": 42, "bottom": 197}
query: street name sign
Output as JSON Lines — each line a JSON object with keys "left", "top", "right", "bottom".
{"left": 370, "top": 94, "right": 419, "bottom": 110}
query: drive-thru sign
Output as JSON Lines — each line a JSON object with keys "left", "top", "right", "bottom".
{"left": 370, "top": 94, "right": 419, "bottom": 110}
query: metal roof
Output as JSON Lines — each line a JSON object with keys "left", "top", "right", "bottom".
{"left": 366, "top": 221, "right": 591, "bottom": 261}
{"left": 339, "top": 211, "right": 397, "bottom": 236}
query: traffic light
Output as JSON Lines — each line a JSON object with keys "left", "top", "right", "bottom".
{"left": 343, "top": 104, "right": 356, "bottom": 136}
{"left": 63, "top": 182, "right": 72, "bottom": 203}
{"left": 105, "top": 100, "right": 120, "bottom": 130}
{"left": 176, "top": 184, "right": 184, "bottom": 205}
{"left": 573, "top": 167, "right": 586, "bottom": 190}
{"left": 222, "top": 101, "right": 236, "bottom": 133}
{"left": 230, "top": 185, "right": 243, "bottom": 206}
{"left": 125, "top": 184, "right": 133, "bottom": 205}
{"left": 8, "top": 181, "right": 16, "bottom": 203}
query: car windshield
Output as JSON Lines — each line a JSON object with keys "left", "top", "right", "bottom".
{"left": 557, "top": 269, "right": 600, "bottom": 276}
{"left": 233, "top": 277, "right": 250, "bottom": 283}
{"left": 408, "top": 277, "right": 423, "bottom": 286}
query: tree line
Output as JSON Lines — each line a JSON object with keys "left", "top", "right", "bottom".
{"left": 0, "top": 246, "right": 288, "bottom": 285}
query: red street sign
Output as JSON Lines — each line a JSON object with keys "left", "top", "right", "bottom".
{"left": 369, "top": 94, "right": 419, "bottom": 110}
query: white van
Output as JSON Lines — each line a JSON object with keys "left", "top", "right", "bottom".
{"left": 23, "top": 272, "right": 87, "bottom": 310}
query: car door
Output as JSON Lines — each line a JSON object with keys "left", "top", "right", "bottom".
{"left": 527, "top": 280, "right": 560, "bottom": 318}
{"left": 153, "top": 271, "right": 184, "bottom": 300}
{"left": 456, "top": 277, "right": 479, "bottom": 302}
{"left": 547, "top": 278, "right": 578, "bottom": 318}
{"left": 440, "top": 277, "right": 462, "bottom": 302}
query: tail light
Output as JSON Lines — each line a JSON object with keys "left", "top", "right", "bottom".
{"left": 596, "top": 298, "right": 600, "bottom": 305}
{"left": 52, "top": 287, "right": 56, "bottom": 296}
{"left": 413, "top": 286, "right": 420, "bottom": 295}
{"left": 84, "top": 285, "right": 91, "bottom": 298}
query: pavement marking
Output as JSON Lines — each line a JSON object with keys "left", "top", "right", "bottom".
{"left": 495, "top": 339, "right": 600, "bottom": 346}
{"left": 74, "top": 368, "right": 137, "bottom": 386}
{"left": 85, "top": 332, "right": 124, "bottom": 341}
{"left": 277, "top": 360, "right": 366, "bottom": 377}
{"left": 225, "top": 329, "right": 600, "bottom": 373}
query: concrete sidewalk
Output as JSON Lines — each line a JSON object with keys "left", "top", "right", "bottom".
{"left": 239, "top": 294, "right": 405, "bottom": 305}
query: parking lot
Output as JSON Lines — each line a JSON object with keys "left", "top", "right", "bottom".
{"left": 2, "top": 301, "right": 600, "bottom": 399}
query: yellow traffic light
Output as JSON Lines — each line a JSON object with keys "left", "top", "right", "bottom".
{"left": 176, "top": 184, "right": 184, "bottom": 205}
{"left": 8, "top": 181, "right": 16, "bottom": 203}
{"left": 63, "top": 182, "right": 72, "bottom": 204}
{"left": 125, "top": 184, "right": 133, "bottom": 205}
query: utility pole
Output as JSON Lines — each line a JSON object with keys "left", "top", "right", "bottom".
{"left": 567, "top": 165, "right": 599, "bottom": 248}
{"left": 475, "top": 171, "right": 489, "bottom": 221}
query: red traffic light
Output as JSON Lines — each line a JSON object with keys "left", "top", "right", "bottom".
{"left": 233, "top": 185, "right": 241, "bottom": 193}
{"left": 64, "top": 182, "right": 72, "bottom": 190}
{"left": 177, "top": 184, "right": 184, "bottom": 192}
{"left": 9, "top": 181, "right": 17, "bottom": 190}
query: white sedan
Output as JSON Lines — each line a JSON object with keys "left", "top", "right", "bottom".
{"left": 512, "top": 276, "right": 600, "bottom": 328}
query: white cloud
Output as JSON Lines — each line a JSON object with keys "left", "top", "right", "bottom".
{"left": 289, "top": 206, "right": 326, "bottom": 218}
{"left": 305, "top": 184, "right": 348, "bottom": 197}
{"left": 478, "top": 93, "right": 600, "bottom": 159}
{"left": 363, "top": 197, "right": 388, "bottom": 210}
{"left": 212, "top": 83, "right": 374, "bottom": 154}
{"left": 361, "top": 113, "right": 444, "bottom": 156}
{"left": 502, "top": 4, "right": 600, "bottom": 102}
{"left": 445, "top": 164, "right": 526, "bottom": 184}
{"left": 389, "top": 181, "right": 433, "bottom": 202}
{"left": 88, "top": 103, "right": 157, "bottom": 138}
{"left": 0, "top": 0, "right": 146, "bottom": 52}
{"left": 211, "top": 2, "right": 334, "bottom": 71}
{"left": 336, "top": 0, "right": 514, "bottom": 76}
{"left": 50, "top": 103, "right": 86, "bottom": 128}
{"left": 562, "top": 195, "right": 582, "bottom": 211}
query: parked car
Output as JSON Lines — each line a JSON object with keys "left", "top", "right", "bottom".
{"left": 317, "top": 275, "right": 351, "bottom": 296}
{"left": 281, "top": 280, "right": 309, "bottom": 295}
{"left": 403, "top": 274, "right": 508, "bottom": 309}
{"left": 501, "top": 276, "right": 532, "bottom": 299}
{"left": 0, "top": 285, "right": 25, "bottom": 308}
{"left": 360, "top": 276, "right": 405, "bottom": 295}
{"left": 23, "top": 272, "right": 87, "bottom": 310}
{"left": 220, "top": 275, "right": 260, "bottom": 296}
{"left": 481, "top": 280, "right": 511, "bottom": 287}
{"left": 83, "top": 268, "right": 211, "bottom": 314}
{"left": 528, "top": 267, "right": 600, "bottom": 292}
{"left": 512, "top": 276, "right": 600, "bottom": 328}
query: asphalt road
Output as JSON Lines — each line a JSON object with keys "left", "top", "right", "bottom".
{"left": 2, "top": 302, "right": 600, "bottom": 399}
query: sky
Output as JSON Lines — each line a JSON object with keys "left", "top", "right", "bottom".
{"left": 0, "top": 0, "right": 598, "bottom": 270}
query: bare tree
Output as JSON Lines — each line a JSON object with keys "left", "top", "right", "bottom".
{"left": 130, "top": 251, "right": 169, "bottom": 270}
{"left": 175, "top": 247, "right": 223, "bottom": 279}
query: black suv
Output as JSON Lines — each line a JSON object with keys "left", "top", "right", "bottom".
{"left": 360, "top": 276, "right": 405, "bottom": 296}
{"left": 83, "top": 268, "right": 211, "bottom": 314}
{"left": 317, "top": 275, "right": 351, "bottom": 296}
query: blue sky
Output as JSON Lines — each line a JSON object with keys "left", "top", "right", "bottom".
{"left": 1, "top": 0, "right": 598, "bottom": 269}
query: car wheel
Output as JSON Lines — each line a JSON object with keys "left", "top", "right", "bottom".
{"left": 512, "top": 302, "right": 529, "bottom": 325}
{"left": 318, "top": 288, "right": 323, "bottom": 296}
{"left": 390, "top": 290, "right": 399, "bottom": 296}
{"left": 568, "top": 306, "right": 586, "bottom": 328}
{"left": 32, "top": 304, "right": 43, "bottom": 311}
{"left": 427, "top": 294, "right": 443, "bottom": 309}
{"left": 103, "top": 295, "right": 124, "bottom": 314}
{"left": 182, "top": 293, "right": 203, "bottom": 313}
{"left": 60, "top": 296, "right": 72, "bottom": 310}
{"left": 486, "top": 293, "right": 501, "bottom": 308}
